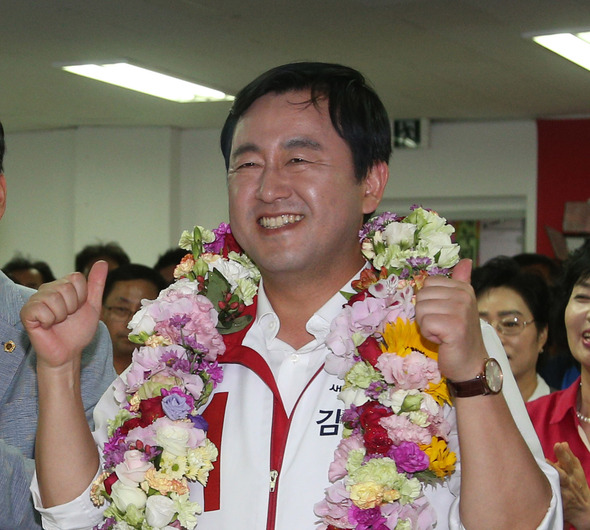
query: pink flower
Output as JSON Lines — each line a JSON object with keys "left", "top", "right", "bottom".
{"left": 328, "top": 434, "right": 365, "bottom": 481}
{"left": 114, "top": 449, "right": 154, "bottom": 486}
{"left": 380, "top": 414, "right": 432, "bottom": 445}
{"left": 313, "top": 481, "right": 354, "bottom": 529}
{"left": 349, "top": 297, "right": 390, "bottom": 334}
{"left": 152, "top": 294, "right": 225, "bottom": 361}
{"left": 376, "top": 351, "right": 440, "bottom": 390}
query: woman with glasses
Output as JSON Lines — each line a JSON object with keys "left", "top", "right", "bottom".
{"left": 526, "top": 241, "right": 590, "bottom": 529}
{"left": 472, "top": 256, "right": 552, "bottom": 402}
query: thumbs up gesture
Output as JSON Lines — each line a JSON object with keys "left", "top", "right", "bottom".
{"left": 21, "top": 261, "right": 108, "bottom": 369}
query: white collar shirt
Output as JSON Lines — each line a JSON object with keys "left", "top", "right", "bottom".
{"left": 242, "top": 272, "right": 362, "bottom": 415}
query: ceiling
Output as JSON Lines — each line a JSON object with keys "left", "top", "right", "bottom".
{"left": 2, "top": 0, "right": 590, "bottom": 134}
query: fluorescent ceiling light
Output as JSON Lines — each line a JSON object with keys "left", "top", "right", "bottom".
{"left": 529, "top": 30, "right": 590, "bottom": 71}
{"left": 57, "top": 61, "right": 234, "bottom": 103}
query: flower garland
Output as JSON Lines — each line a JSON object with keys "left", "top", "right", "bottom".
{"left": 315, "top": 206, "right": 461, "bottom": 530}
{"left": 90, "top": 223, "right": 260, "bottom": 530}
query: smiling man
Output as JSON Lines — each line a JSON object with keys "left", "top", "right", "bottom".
{"left": 25, "top": 63, "right": 560, "bottom": 529}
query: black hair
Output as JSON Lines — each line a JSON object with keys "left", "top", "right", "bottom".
{"left": 472, "top": 255, "right": 551, "bottom": 336}
{"left": 2, "top": 256, "right": 36, "bottom": 277}
{"left": 153, "top": 247, "right": 187, "bottom": 271}
{"left": 0, "top": 120, "right": 5, "bottom": 173}
{"left": 32, "top": 260, "right": 56, "bottom": 283}
{"left": 102, "top": 263, "right": 167, "bottom": 304}
{"left": 75, "top": 242, "right": 131, "bottom": 274}
{"left": 512, "top": 252, "right": 562, "bottom": 286}
{"left": 560, "top": 239, "right": 590, "bottom": 301}
{"left": 220, "top": 62, "right": 392, "bottom": 182}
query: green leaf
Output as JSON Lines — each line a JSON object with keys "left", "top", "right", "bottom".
{"left": 217, "top": 314, "right": 253, "bottom": 334}
{"left": 207, "top": 269, "right": 231, "bottom": 306}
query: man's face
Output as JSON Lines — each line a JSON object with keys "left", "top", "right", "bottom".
{"left": 101, "top": 279, "right": 160, "bottom": 370}
{"left": 227, "top": 90, "right": 385, "bottom": 283}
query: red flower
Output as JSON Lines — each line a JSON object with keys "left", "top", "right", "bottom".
{"left": 119, "top": 417, "right": 141, "bottom": 435}
{"left": 347, "top": 290, "right": 371, "bottom": 306}
{"left": 359, "top": 401, "right": 392, "bottom": 431}
{"left": 222, "top": 231, "right": 243, "bottom": 257}
{"left": 139, "top": 396, "right": 165, "bottom": 427}
{"left": 104, "top": 472, "right": 119, "bottom": 495}
{"left": 357, "top": 336, "right": 382, "bottom": 367}
{"left": 363, "top": 425, "right": 393, "bottom": 455}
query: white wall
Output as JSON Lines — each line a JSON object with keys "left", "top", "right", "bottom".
{"left": 0, "top": 120, "right": 537, "bottom": 277}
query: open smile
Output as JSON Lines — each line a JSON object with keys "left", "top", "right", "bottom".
{"left": 259, "top": 214, "right": 303, "bottom": 229}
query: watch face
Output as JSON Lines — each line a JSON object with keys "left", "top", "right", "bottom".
{"left": 484, "top": 358, "right": 503, "bottom": 393}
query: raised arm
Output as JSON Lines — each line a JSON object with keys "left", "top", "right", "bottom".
{"left": 415, "top": 259, "right": 553, "bottom": 529}
{"left": 21, "top": 261, "right": 108, "bottom": 507}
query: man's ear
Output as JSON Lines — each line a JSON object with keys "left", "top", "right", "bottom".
{"left": 0, "top": 173, "right": 6, "bottom": 221}
{"left": 362, "top": 161, "right": 389, "bottom": 214}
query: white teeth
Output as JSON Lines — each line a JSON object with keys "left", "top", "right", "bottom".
{"left": 259, "top": 214, "right": 303, "bottom": 229}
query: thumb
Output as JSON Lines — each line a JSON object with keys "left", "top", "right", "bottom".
{"left": 87, "top": 260, "right": 108, "bottom": 313}
{"left": 451, "top": 258, "right": 472, "bottom": 283}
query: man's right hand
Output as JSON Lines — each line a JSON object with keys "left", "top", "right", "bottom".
{"left": 21, "top": 261, "right": 108, "bottom": 369}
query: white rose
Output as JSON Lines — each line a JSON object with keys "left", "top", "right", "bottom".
{"left": 127, "top": 304, "right": 156, "bottom": 335}
{"left": 155, "top": 424, "right": 190, "bottom": 456}
{"left": 111, "top": 481, "right": 147, "bottom": 513}
{"left": 382, "top": 222, "right": 416, "bottom": 247}
{"left": 210, "top": 258, "right": 250, "bottom": 290}
{"left": 145, "top": 495, "right": 177, "bottom": 528}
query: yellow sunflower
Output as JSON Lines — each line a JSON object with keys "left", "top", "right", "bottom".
{"left": 381, "top": 318, "right": 439, "bottom": 361}
{"left": 420, "top": 436, "right": 457, "bottom": 479}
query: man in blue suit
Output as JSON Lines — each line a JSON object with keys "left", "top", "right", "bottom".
{"left": 0, "top": 121, "right": 117, "bottom": 529}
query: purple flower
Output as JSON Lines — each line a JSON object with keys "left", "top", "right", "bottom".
{"left": 349, "top": 505, "right": 388, "bottom": 529}
{"left": 201, "top": 360, "right": 224, "bottom": 386}
{"left": 388, "top": 441, "right": 430, "bottom": 473}
{"left": 189, "top": 414, "right": 209, "bottom": 431}
{"left": 161, "top": 351, "right": 191, "bottom": 372}
{"left": 204, "top": 222, "right": 232, "bottom": 254}
{"left": 359, "top": 212, "right": 400, "bottom": 240}
{"left": 93, "top": 517, "right": 116, "bottom": 530}
{"left": 407, "top": 256, "right": 432, "bottom": 268}
{"left": 102, "top": 430, "right": 130, "bottom": 469}
{"left": 365, "top": 380, "right": 387, "bottom": 400}
{"left": 161, "top": 388, "right": 194, "bottom": 420}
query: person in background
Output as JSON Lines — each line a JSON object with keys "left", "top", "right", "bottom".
{"left": 75, "top": 242, "right": 130, "bottom": 278}
{"left": 32, "top": 260, "right": 56, "bottom": 284}
{"left": 24, "top": 62, "right": 559, "bottom": 529}
{"left": 153, "top": 246, "right": 187, "bottom": 285}
{"left": 527, "top": 240, "right": 590, "bottom": 529}
{"left": 513, "top": 252, "right": 579, "bottom": 389}
{"left": 0, "top": 120, "right": 116, "bottom": 529}
{"left": 101, "top": 264, "right": 166, "bottom": 374}
{"left": 472, "top": 256, "right": 553, "bottom": 402}
{"left": 2, "top": 256, "right": 44, "bottom": 289}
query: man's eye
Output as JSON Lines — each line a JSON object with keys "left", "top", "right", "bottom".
{"left": 289, "top": 158, "right": 308, "bottom": 164}
{"left": 232, "top": 162, "right": 258, "bottom": 171}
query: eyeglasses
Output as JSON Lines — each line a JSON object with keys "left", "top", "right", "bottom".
{"left": 104, "top": 305, "right": 135, "bottom": 322}
{"left": 482, "top": 316, "right": 535, "bottom": 336}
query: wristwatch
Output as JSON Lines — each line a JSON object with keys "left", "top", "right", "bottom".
{"left": 447, "top": 358, "right": 503, "bottom": 398}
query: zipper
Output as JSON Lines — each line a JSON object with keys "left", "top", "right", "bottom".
{"left": 269, "top": 469, "right": 279, "bottom": 492}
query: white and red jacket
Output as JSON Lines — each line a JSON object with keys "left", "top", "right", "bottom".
{"left": 32, "top": 297, "right": 561, "bottom": 529}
